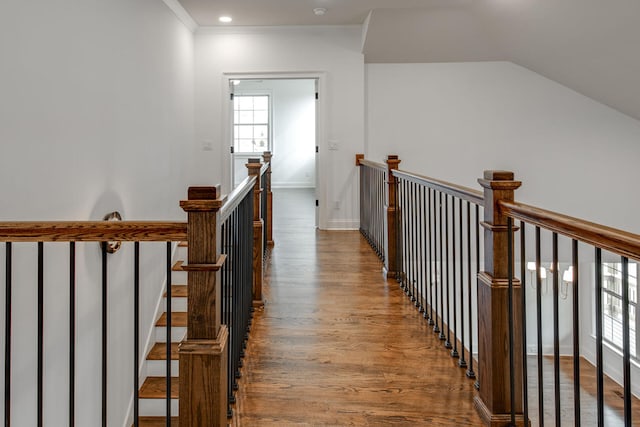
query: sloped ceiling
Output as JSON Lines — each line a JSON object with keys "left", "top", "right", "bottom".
{"left": 176, "top": 0, "right": 640, "bottom": 120}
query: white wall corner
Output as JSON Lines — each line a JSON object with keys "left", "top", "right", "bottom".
{"left": 161, "top": 0, "right": 198, "bottom": 32}
{"left": 361, "top": 10, "right": 373, "bottom": 54}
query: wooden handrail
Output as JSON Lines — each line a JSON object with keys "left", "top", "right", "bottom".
{"left": 500, "top": 200, "right": 640, "bottom": 261}
{"left": 0, "top": 221, "right": 187, "bottom": 242}
{"left": 359, "top": 159, "right": 387, "bottom": 172}
{"left": 219, "top": 175, "right": 257, "bottom": 222}
{"left": 392, "top": 169, "right": 484, "bottom": 206}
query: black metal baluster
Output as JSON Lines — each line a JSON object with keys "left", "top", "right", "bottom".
{"left": 552, "top": 233, "right": 561, "bottom": 427}
{"left": 5, "top": 242, "right": 11, "bottom": 427}
{"left": 418, "top": 185, "right": 425, "bottom": 312}
{"left": 101, "top": 242, "right": 107, "bottom": 427}
{"left": 458, "top": 199, "right": 466, "bottom": 368}
{"left": 621, "top": 256, "right": 632, "bottom": 427}
{"left": 38, "top": 242, "right": 44, "bottom": 427}
{"left": 166, "top": 242, "right": 172, "bottom": 426}
{"left": 507, "top": 218, "right": 516, "bottom": 426}
{"left": 412, "top": 182, "right": 418, "bottom": 303}
{"left": 451, "top": 196, "right": 458, "bottom": 357}
{"left": 520, "top": 223, "right": 529, "bottom": 424}
{"left": 426, "top": 188, "right": 433, "bottom": 322}
{"left": 595, "top": 247, "right": 604, "bottom": 427}
{"left": 69, "top": 242, "right": 76, "bottom": 427}
{"left": 444, "top": 195, "right": 451, "bottom": 349}
{"left": 401, "top": 180, "right": 408, "bottom": 291}
{"left": 428, "top": 188, "right": 434, "bottom": 325}
{"left": 133, "top": 242, "right": 140, "bottom": 427}
{"left": 474, "top": 204, "right": 480, "bottom": 390}
{"left": 535, "top": 227, "right": 543, "bottom": 427}
{"left": 408, "top": 181, "right": 415, "bottom": 300}
{"left": 571, "top": 239, "right": 580, "bottom": 427}
{"left": 437, "top": 191, "right": 443, "bottom": 337}
{"left": 466, "top": 203, "right": 475, "bottom": 379}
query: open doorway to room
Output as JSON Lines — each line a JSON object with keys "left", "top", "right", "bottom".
{"left": 229, "top": 77, "right": 319, "bottom": 228}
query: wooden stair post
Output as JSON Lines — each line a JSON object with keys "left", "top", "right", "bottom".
{"left": 384, "top": 155, "right": 401, "bottom": 279}
{"left": 262, "top": 151, "right": 274, "bottom": 247}
{"left": 475, "top": 171, "right": 526, "bottom": 427}
{"left": 247, "top": 159, "right": 264, "bottom": 307}
{"left": 179, "top": 186, "right": 229, "bottom": 427}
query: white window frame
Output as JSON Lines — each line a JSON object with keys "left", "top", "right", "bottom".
{"left": 601, "top": 262, "right": 638, "bottom": 360}
{"left": 232, "top": 94, "right": 272, "bottom": 155}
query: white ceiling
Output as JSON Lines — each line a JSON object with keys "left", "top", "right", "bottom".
{"left": 176, "top": 0, "right": 459, "bottom": 26}
{"left": 176, "top": 0, "right": 640, "bottom": 121}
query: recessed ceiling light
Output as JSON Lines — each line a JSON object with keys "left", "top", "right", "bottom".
{"left": 313, "top": 8, "right": 327, "bottom": 16}
{"left": 219, "top": 16, "right": 232, "bottom": 23}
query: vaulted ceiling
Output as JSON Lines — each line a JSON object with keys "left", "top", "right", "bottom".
{"left": 176, "top": 0, "right": 640, "bottom": 121}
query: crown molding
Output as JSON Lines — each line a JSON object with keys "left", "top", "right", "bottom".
{"left": 196, "top": 24, "right": 361, "bottom": 36}
{"left": 162, "top": 0, "right": 198, "bottom": 32}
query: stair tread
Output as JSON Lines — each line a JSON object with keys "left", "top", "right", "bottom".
{"left": 139, "top": 377, "right": 179, "bottom": 399}
{"left": 156, "top": 312, "right": 187, "bottom": 327}
{"left": 178, "top": 241, "right": 188, "bottom": 247}
{"left": 148, "top": 343, "right": 179, "bottom": 360}
{"left": 172, "top": 261, "right": 184, "bottom": 271}
{"left": 164, "top": 285, "right": 188, "bottom": 298}
{"left": 136, "top": 417, "right": 179, "bottom": 427}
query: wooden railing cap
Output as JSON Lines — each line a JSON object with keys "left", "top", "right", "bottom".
{"left": 355, "top": 153, "right": 364, "bottom": 166}
{"left": 478, "top": 170, "right": 521, "bottom": 191}
{"left": 187, "top": 185, "right": 221, "bottom": 200}
{"left": 385, "top": 155, "right": 401, "bottom": 168}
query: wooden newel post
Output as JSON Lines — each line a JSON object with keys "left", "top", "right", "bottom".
{"left": 262, "top": 151, "right": 274, "bottom": 247}
{"left": 179, "top": 186, "right": 229, "bottom": 427}
{"left": 475, "top": 171, "right": 526, "bottom": 427}
{"left": 384, "top": 155, "right": 401, "bottom": 279}
{"left": 247, "top": 159, "right": 264, "bottom": 307}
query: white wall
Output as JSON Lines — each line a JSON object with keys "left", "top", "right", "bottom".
{"left": 232, "top": 79, "right": 316, "bottom": 189}
{"left": 194, "top": 26, "right": 365, "bottom": 229}
{"left": 366, "top": 61, "right": 640, "bottom": 233}
{"left": 366, "top": 61, "right": 640, "bottom": 396}
{"left": 0, "top": 0, "right": 194, "bottom": 424}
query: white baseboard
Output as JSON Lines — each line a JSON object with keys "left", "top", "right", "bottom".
{"left": 325, "top": 219, "right": 359, "bottom": 230}
{"left": 272, "top": 182, "right": 316, "bottom": 189}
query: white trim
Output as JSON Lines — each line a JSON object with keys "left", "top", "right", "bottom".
{"left": 272, "top": 183, "right": 316, "bottom": 189}
{"left": 222, "top": 72, "right": 328, "bottom": 228}
{"left": 325, "top": 220, "right": 359, "bottom": 231}
{"left": 161, "top": 0, "right": 197, "bottom": 32}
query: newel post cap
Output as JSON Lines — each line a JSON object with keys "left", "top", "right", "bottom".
{"left": 180, "top": 185, "right": 225, "bottom": 212}
{"left": 478, "top": 170, "right": 521, "bottom": 190}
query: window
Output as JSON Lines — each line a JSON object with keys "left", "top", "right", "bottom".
{"left": 233, "top": 95, "right": 270, "bottom": 153}
{"left": 602, "top": 262, "right": 638, "bottom": 358}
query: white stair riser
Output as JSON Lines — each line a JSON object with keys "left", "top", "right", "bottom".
{"left": 139, "top": 397, "right": 179, "bottom": 417}
{"left": 147, "top": 360, "right": 180, "bottom": 376}
{"left": 171, "top": 270, "right": 187, "bottom": 283}
{"left": 164, "top": 297, "right": 187, "bottom": 312}
{"left": 155, "top": 327, "right": 186, "bottom": 343}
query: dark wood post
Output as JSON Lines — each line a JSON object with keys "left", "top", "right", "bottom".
{"left": 262, "top": 151, "right": 274, "bottom": 247}
{"left": 475, "top": 171, "right": 526, "bottom": 427}
{"left": 179, "top": 186, "right": 229, "bottom": 427}
{"left": 247, "top": 159, "right": 264, "bottom": 307}
{"left": 384, "top": 155, "right": 401, "bottom": 279}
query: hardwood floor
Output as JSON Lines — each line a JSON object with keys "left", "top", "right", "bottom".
{"left": 232, "top": 189, "right": 481, "bottom": 426}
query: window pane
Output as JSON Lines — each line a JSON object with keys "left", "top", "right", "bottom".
{"left": 254, "top": 125, "right": 268, "bottom": 139}
{"left": 254, "top": 110, "right": 268, "bottom": 124}
{"left": 238, "top": 111, "right": 254, "bottom": 124}
{"left": 238, "top": 139, "right": 254, "bottom": 152}
{"left": 254, "top": 96, "right": 268, "bottom": 110}
{"left": 238, "top": 125, "right": 253, "bottom": 139}
{"left": 237, "top": 96, "right": 253, "bottom": 110}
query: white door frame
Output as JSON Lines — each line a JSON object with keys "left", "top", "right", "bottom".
{"left": 221, "top": 71, "right": 327, "bottom": 229}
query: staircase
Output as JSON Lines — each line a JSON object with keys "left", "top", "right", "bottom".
{"left": 136, "top": 243, "right": 188, "bottom": 426}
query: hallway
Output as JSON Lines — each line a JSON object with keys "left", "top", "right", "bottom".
{"left": 233, "top": 189, "right": 481, "bottom": 426}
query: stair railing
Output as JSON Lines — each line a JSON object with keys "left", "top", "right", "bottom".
{"left": 0, "top": 220, "right": 187, "bottom": 427}
{"left": 357, "top": 154, "right": 640, "bottom": 426}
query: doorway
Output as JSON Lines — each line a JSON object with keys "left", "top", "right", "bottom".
{"left": 228, "top": 77, "right": 320, "bottom": 227}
